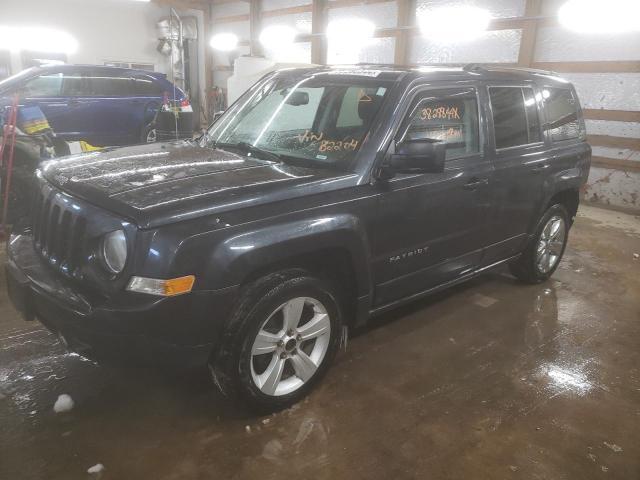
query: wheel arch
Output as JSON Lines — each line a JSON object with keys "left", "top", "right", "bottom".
{"left": 545, "top": 188, "right": 580, "bottom": 224}
{"left": 534, "top": 167, "right": 583, "bottom": 232}
{"left": 200, "top": 214, "right": 373, "bottom": 327}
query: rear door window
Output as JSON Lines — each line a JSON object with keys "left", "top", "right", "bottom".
{"left": 399, "top": 87, "right": 480, "bottom": 160}
{"left": 542, "top": 87, "right": 581, "bottom": 141}
{"left": 489, "top": 86, "right": 541, "bottom": 150}
{"left": 90, "top": 71, "right": 134, "bottom": 97}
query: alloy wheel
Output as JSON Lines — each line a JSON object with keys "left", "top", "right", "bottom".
{"left": 250, "top": 297, "right": 331, "bottom": 396}
{"left": 536, "top": 215, "right": 566, "bottom": 274}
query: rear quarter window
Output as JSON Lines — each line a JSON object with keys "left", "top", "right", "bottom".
{"left": 135, "top": 77, "right": 163, "bottom": 96}
{"left": 91, "top": 73, "right": 134, "bottom": 96}
{"left": 542, "top": 87, "right": 583, "bottom": 142}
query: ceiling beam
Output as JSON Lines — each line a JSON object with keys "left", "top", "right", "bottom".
{"left": 591, "top": 157, "right": 640, "bottom": 173}
{"left": 588, "top": 135, "right": 640, "bottom": 151}
{"left": 394, "top": 0, "right": 415, "bottom": 65}
{"left": 152, "top": 0, "right": 209, "bottom": 11}
{"left": 583, "top": 109, "right": 640, "bottom": 123}
{"left": 518, "top": 0, "right": 542, "bottom": 66}
{"left": 249, "top": 0, "right": 263, "bottom": 55}
{"left": 311, "top": 0, "right": 328, "bottom": 64}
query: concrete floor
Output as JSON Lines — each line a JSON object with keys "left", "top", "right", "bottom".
{"left": 0, "top": 205, "right": 639, "bottom": 480}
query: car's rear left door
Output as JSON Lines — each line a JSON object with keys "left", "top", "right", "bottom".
{"left": 481, "top": 83, "right": 549, "bottom": 265}
{"left": 81, "top": 69, "right": 137, "bottom": 146}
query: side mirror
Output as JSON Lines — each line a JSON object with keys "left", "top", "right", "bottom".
{"left": 284, "top": 91, "right": 309, "bottom": 106}
{"left": 381, "top": 138, "right": 446, "bottom": 178}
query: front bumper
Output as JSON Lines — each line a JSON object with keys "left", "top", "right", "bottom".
{"left": 5, "top": 232, "right": 238, "bottom": 368}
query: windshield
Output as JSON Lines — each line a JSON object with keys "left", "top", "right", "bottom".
{"left": 203, "top": 72, "right": 390, "bottom": 170}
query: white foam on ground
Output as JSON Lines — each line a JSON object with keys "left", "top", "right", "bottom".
{"left": 87, "top": 463, "right": 105, "bottom": 474}
{"left": 53, "top": 394, "right": 74, "bottom": 413}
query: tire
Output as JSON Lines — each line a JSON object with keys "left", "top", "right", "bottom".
{"left": 509, "top": 204, "right": 570, "bottom": 284}
{"left": 210, "top": 269, "right": 343, "bottom": 412}
{"left": 141, "top": 125, "right": 157, "bottom": 144}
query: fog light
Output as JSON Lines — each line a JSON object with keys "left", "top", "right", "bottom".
{"left": 126, "top": 275, "right": 195, "bottom": 296}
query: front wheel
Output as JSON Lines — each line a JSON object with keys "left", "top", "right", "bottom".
{"left": 210, "top": 270, "right": 342, "bottom": 412}
{"left": 510, "top": 204, "right": 570, "bottom": 284}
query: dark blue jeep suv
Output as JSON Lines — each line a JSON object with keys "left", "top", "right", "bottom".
{"left": 0, "top": 64, "right": 188, "bottom": 146}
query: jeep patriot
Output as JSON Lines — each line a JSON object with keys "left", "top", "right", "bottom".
{"left": 6, "top": 65, "right": 591, "bottom": 410}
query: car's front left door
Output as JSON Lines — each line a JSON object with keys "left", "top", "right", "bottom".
{"left": 372, "top": 85, "right": 493, "bottom": 306}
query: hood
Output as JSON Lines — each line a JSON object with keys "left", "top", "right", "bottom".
{"left": 41, "top": 142, "right": 356, "bottom": 228}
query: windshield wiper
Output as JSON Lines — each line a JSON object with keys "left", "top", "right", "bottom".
{"left": 213, "top": 141, "right": 282, "bottom": 163}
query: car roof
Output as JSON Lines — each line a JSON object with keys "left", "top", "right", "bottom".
{"left": 283, "top": 63, "right": 571, "bottom": 86}
{"left": 36, "top": 64, "right": 166, "bottom": 78}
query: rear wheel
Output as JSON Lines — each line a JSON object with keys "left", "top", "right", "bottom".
{"left": 510, "top": 204, "right": 569, "bottom": 284}
{"left": 210, "top": 270, "right": 342, "bottom": 412}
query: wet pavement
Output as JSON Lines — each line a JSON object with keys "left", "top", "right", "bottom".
{"left": 1, "top": 204, "right": 639, "bottom": 480}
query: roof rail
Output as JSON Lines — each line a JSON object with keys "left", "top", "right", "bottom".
{"left": 462, "top": 63, "right": 487, "bottom": 73}
{"left": 463, "top": 63, "right": 560, "bottom": 76}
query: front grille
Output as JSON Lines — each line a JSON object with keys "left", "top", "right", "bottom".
{"left": 31, "top": 184, "right": 88, "bottom": 278}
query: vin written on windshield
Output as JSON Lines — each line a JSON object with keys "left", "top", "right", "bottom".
{"left": 203, "top": 72, "right": 391, "bottom": 169}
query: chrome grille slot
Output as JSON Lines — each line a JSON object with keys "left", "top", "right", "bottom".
{"left": 39, "top": 197, "right": 53, "bottom": 251}
{"left": 58, "top": 210, "right": 72, "bottom": 261}
{"left": 47, "top": 205, "right": 60, "bottom": 258}
{"left": 31, "top": 190, "right": 44, "bottom": 245}
{"left": 68, "top": 217, "right": 87, "bottom": 270}
{"left": 31, "top": 182, "right": 90, "bottom": 278}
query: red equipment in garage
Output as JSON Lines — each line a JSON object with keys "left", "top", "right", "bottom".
{"left": 0, "top": 94, "right": 19, "bottom": 237}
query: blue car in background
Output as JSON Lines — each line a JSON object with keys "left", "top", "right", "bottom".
{"left": 0, "top": 64, "right": 189, "bottom": 147}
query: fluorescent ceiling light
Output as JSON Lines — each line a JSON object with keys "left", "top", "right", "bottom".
{"left": 259, "top": 25, "right": 297, "bottom": 50}
{"left": 209, "top": 32, "right": 239, "bottom": 52}
{"left": 0, "top": 26, "right": 78, "bottom": 54}
{"left": 417, "top": 6, "right": 491, "bottom": 43}
{"left": 327, "top": 18, "right": 375, "bottom": 46}
{"left": 559, "top": 0, "right": 640, "bottom": 33}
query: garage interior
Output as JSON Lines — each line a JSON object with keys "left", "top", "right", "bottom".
{"left": 1, "top": 0, "right": 639, "bottom": 479}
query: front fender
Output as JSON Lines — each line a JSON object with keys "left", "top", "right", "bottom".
{"left": 202, "top": 214, "right": 372, "bottom": 297}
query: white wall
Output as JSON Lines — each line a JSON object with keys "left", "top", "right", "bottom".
{"left": 534, "top": 0, "right": 640, "bottom": 212}
{"left": 2, "top": 0, "right": 172, "bottom": 74}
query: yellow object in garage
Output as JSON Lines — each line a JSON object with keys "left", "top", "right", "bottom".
{"left": 67, "top": 141, "right": 103, "bottom": 154}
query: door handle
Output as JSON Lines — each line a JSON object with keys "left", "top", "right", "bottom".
{"left": 530, "top": 163, "right": 550, "bottom": 173}
{"left": 67, "top": 99, "right": 80, "bottom": 107}
{"left": 463, "top": 177, "right": 489, "bottom": 190}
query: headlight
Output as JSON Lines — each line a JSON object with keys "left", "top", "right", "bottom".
{"left": 101, "top": 230, "right": 127, "bottom": 274}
